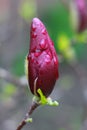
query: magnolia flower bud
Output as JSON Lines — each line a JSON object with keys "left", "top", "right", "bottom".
{"left": 70, "top": 0, "right": 87, "bottom": 32}
{"left": 26, "top": 18, "right": 59, "bottom": 97}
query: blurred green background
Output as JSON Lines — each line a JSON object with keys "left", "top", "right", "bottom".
{"left": 0, "top": 0, "right": 87, "bottom": 130}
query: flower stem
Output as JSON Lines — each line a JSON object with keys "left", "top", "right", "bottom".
{"left": 16, "top": 102, "right": 40, "bottom": 130}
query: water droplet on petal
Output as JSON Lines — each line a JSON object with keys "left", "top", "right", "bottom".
{"left": 29, "top": 54, "right": 35, "bottom": 63}
{"left": 47, "top": 51, "right": 52, "bottom": 59}
{"left": 39, "top": 39, "right": 47, "bottom": 50}
{"left": 34, "top": 53, "right": 39, "bottom": 57}
{"left": 31, "top": 46, "right": 36, "bottom": 52}
{"left": 34, "top": 51, "right": 41, "bottom": 57}
{"left": 42, "top": 28, "right": 47, "bottom": 35}
{"left": 53, "top": 57, "right": 58, "bottom": 65}
{"left": 32, "top": 23, "right": 36, "bottom": 31}
{"left": 31, "top": 32, "right": 37, "bottom": 38}
{"left": 45, "top": 55, "right": 51, "bottom": 64}
{"left": 31, "top": 57, "right": 34, "bottom": 63}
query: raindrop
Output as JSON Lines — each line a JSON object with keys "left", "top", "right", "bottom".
{"left": 34, "top": 52, "right": 41, "bottom": 57}
{"left": 31, "top": 32, "right": 37, "bottom": 38}
{"left": 47, "top": 51, "right": 52, "bottom": 59}
{"left": 39, "top": 39, "right": 47, "bottom": 49}
{"left": 45, "top": 55, "right": 51, "bottom": 64}
{"left": 42, "top": 28, "right": 47, "bottom": 35}
{"left": 53, "top": 56, "right": 58, "bottom": 65}
{"left": 29, "top": 54, "right": 35, "bottom": 63}
{"left": 31, "top": 57, "right": 34, "bottom": 63}
{"left": 32, "top": 23, "right": 36, "bottom": 31}
{"left": 32, "top": 46, "right": 36, "bottom": 52}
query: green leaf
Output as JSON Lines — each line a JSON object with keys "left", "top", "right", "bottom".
{"left": 37, "top": 89, "right": 47, "bottom": 105}
{"left": 25, "top": 118, "right": 32, "bottom": 123}
{"left": 19, "top": 0, "right": 36, "bottom": 21}
{"left": 36, "top": 88, "right": 59, "bottom": 106}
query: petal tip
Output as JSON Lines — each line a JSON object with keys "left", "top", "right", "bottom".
{"left": 32, "top": 17, "right": 41, "bottom": 24}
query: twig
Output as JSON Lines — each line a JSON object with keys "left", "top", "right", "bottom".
{"left": 16, "top": 102, "right": 40, "bottom": 130}
{"left": 0, "top": 67, "right": 27, "bottom": 88}
{"left": 0, "top": 67, "right": 40, "bottom": 130}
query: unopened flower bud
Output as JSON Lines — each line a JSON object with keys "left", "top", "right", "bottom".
{"left": 70, "top": 0, "right": 87, "bottom": 33}
{"left": 26, "top": 18, "right": 59, "bottom": 97}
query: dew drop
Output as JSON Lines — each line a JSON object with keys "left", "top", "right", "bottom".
{"left": 34, "top": 52, "right": 41, "bottom": 57}
{"left": 47, "top": 51, "right": 52, "bottom": 59}
{"left": 45, "top": 55, "right": 51, "bottom": 64}
{"left": 32, "top": 23, "right": 36, "bottom": 31}
{"left": 32, "top": 46, "right": 36, "bottom": 52}
{"left": 29, "top": 54, "right": 35, "bottom": 63}
{"left": 31, "top": 32, "right": 37, "bottom": 38}
{"left": 42, "top": 28, "right": 47, "bottom": 35}
{"left": 31, "top": 57, "right": 34, "bottom": 63}
{"left": 53, "top": 56, "right": 58, "bottom": 65}
{"left": 39, "top": 39, "right": 47, "bottom": 49}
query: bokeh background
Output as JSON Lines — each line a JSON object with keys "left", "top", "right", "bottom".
{"left": 0, "top": 0, "right": 87, "bottom": 130}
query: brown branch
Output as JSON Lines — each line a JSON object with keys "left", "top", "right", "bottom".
{"left": 0, "top": 68, "right": 40, "bottom": 130}
{"left": 16, "top": 102, "right": 40, "bottom": 130}
{"left": 0, "top": 67, "right": 27, "bottom": 88}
